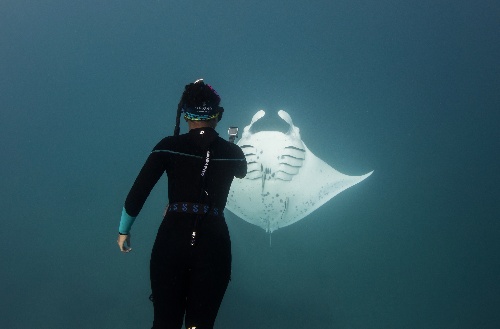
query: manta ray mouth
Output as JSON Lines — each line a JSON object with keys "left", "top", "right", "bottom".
{"left": 247, "top": 115, "right": 290, "bottom": 134}
{"left": 238, "top": 111, "right": 306, "bottom": 183}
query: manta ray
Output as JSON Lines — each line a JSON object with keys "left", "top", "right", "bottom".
{"left": 225, "top": 110, "right": 373, "bottom": 233}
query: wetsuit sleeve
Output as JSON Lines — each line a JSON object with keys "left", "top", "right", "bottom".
{"left": 119, "top": 151, "right": 166, "bottom": 234}
{"left": 119, "top": 207, "right": 136, "bottom": 235}
{"left": 234, "top": 145, "right": 247, "bottom": 179}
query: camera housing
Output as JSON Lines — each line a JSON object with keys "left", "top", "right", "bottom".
{"left": 228, "top": 126, "right": 239, "bottom": 143}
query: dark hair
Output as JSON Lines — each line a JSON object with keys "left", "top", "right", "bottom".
{"left": 181, "top": 79, "right": 221, "bottom": 109}
{"left": 173, "top": 79, "right": 223, "bottom": 136}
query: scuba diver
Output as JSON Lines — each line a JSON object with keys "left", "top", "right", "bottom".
{"left": 117, "top": 79, "right": 247, "bottom": 328}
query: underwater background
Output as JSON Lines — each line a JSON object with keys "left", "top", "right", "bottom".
{"left": 1, "top": 0, "right": 498, "bottom": 328}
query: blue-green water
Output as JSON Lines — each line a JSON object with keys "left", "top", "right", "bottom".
{"left": 1, "top": 1, "right": 498, "bottom": 328}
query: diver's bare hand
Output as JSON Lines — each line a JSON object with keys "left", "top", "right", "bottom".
{"left": 117, "top": 233, "right": 132, "bottom": 253}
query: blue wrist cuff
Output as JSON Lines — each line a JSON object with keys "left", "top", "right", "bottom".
{"left": 119, "top": 207, "right": 137, "bottom": 234}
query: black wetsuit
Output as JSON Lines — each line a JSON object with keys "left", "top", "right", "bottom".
{"left": 123, "top": 127, "right": 246, "bottom": 329}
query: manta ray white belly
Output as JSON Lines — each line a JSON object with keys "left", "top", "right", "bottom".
{"left": 226, "top": 110, "right": 373, "bottom": 233}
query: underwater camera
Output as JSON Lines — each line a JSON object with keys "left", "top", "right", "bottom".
{"left": 228, "top": 126, "right": 238, "bottom": 143}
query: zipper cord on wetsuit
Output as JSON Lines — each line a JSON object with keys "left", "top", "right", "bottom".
{"left": 190, "top": 148, "right": 212, "bottom": 246}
